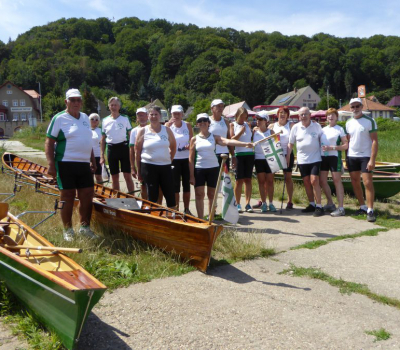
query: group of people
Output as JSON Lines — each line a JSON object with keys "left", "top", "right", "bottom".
{"left": 45, "top": 89, "right": 378, "bottom": 241}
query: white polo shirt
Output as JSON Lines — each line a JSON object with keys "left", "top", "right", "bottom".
{"left": 321, "top": 125, "right": 346, "bottom": 157}
{"left": 129, "top": 125, "right": 146, "bottom": 146}
{"left": 289, "top": 121, "right": 322, "bottom": 164}
{"left": 346, "top": 115, "right": 377, "bottom": 157}
{"left": 101, "top": 115, "right": 132, "bottom": 144}
{"left": 91, "top": 127, "right": 102, "bottom": 157}
{"left": 47, "top": 111, "right": 93, "bottom": 162}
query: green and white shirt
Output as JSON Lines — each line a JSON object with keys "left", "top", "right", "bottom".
{"left": 321, "top": 125, "right": 346, "bottom": 157}
{"left": 47, "top": 111, "right": 92, "bottom": 162}
{"left": 345, "top": 115, "right": 377, "bottom": 157}
{"left": 102, "top": 115, "right": 132, "bottom": 144}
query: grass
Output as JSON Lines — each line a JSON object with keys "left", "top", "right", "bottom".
{"left": 365, "top": 328, "right": 391, "bottom": 342}
{"left": 280, "top": 264, "right": 400, "bottom": 309}
{"left": 11, "top": 124, "right": 48, "bottom": 152}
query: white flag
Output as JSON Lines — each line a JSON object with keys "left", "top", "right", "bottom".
{"left": 222, "top": 173, "right": 239, "bottom": 224}
{"left": 260, "top": 134, "right": 287, "bottom": 173}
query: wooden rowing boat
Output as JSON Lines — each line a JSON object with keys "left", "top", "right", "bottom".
{"left": 274, "top": 170, "right": 400, "bottom": 199}
{"left": 2, "top": 153, "right": 223, "bottom": 272}
{"left": 0, "top": 202, "right": 106, "bottom": 350}
{"left": 343, "top": 160, "right": 400, "bottom": 173}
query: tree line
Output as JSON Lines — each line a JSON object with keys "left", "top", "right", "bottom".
{"left": 0, "top": 17, "right": 399, "bottom": 121}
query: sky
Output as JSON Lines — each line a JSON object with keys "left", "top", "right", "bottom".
{"left": 1, "top": 0, "right": 400, "bottom": 43}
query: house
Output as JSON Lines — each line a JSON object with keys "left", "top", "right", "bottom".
{"left": 387, "top": 96, "right": 400, "bottom": 108}
{"left": 0, "top": 81, "right": 41, "bottom": 138}
{"left": 339, "top": 97, "right": 395, "bottom": 119}
{"left": 270, "top": 86, "right": 321, "bottom": 110}
{"left": 144, "top": 99, "right": 169, "bottom": 122}
{"left": 222, "top": 101, "right": 251, "bottom": 117}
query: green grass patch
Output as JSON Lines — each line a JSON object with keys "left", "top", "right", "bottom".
{"left": 291, "top": 228, "right": 385, "bottom": 250}
{"left": 280, "top": 264, "right": 400, "bottom": 309}
{"left": 365, "top": 328, "right": 391, "bottom": 342}
{"left": 11, "top": 124, "right": 49, "bottom": 152}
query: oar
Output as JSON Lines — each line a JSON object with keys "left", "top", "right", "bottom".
{"left": 1, "top": 245, "right": 82, "bottom": 253}
{"left": 253, "top": 130, "right": 282, "bottom": 146}
{"left": 208, "top": 154, "right": 228, "bottom": 224}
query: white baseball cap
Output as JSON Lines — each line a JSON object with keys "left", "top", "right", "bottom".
{"left": 66, "top": 89, "right": 82, "bottom": 99}
{"left": 136, "top": 107, "right": 147, "bottom": 114}
{"left": 349, "top": 97, "right": 363, "bottom": 105}
{"left": 256, "top": 110, "right": 269, "bottom": 121}
{"left": 171, "top": 105, "right": 184, "bottom": 113}
{"left": 211, "top": 99, "right": 224, "bottom": 108}
{"left": 196, "top": 113, "right": 210, "bottom": 121}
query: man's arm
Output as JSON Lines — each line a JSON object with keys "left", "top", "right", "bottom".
{"left": 45, "top": 138, "right": 57, "bottom": 177}
{"left": 367, "top": 132, "right": 378, "bottom": 171}
{"left": 100, "top": 134, "right": 106, "bottom": 165}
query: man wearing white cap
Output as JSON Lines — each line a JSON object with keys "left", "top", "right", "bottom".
{"left": 346, "top": 97, "right": 378, "bottom": 222}
{"left": 129, "top": 107, "right": 149, "bottom": 199}
{"left": 209, "top": 99, "right": 234, "bottom": 170}
{"left": 45, "top": 88, "right": 97, "bottom": 240}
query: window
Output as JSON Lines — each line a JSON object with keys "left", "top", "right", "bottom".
{"left": 6, "top": 90, "right": 12, "bottom": 95}
{"left": 20, "top": 99, "right": 26, "bottom": 106}
{"left": 308, "top": 94, "right": 311, "bottom": 99}
{"left": 12, "top": 100, "right": 18, "bottom": 107}
{"left": 308, "top": 103, "right": 313, "bottom": 108}
{"left": 2, "top": 100, "right": 7, "bottom": 107}
{"left": 379, "top": 111, "right": 383, "bottom": 117}
{"left": 303, "top": 103, "right": 307, "bottom": 106}
{"left": 12, "top": 113, "right": 19, "bottom": 121}
{"left": 28, "top": 112, "right": 32, "bottom": 119}
{"left": 21, "top": 113, "right": 27, "bottom": 121}
{"left": 0, "top": 113, "right": 5, "bottom": 121}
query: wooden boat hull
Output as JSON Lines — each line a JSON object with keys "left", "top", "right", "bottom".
{"left": 0, "top": 211, "right": 106, "bottom": 350}
{"left": 2, "top": 153, "right": 223, "bottom": 272}
{"left": 274, "top": 170, "right": 400, "bottom": 199}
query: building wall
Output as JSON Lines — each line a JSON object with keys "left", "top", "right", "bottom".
{"left": 295, "top": 87, "right": 321, "bottom": 110}
{"left": 0, "top": 121, "right": 30, "bottom": 138}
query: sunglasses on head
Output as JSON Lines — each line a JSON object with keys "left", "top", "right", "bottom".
{"left": 69, "top": 98, "right": 82, "bottom": 103}
{"left": 197, "top": 118, "right": 209, "bottom": 123}
{"left": 350, "top": 104, "right": 361, "bottom": 109}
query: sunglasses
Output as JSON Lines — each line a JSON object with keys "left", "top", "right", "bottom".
{"left": 69, "top": 98, "right": 82, "bottom": 103}
{"left": 350, "top": 104, "right": 361, "bottom": 109}
{"left": 197, "top": 118, "right": 209, "bottom": 123}
{"left": 90, "top": 118, "right": 99, "bottom": 121}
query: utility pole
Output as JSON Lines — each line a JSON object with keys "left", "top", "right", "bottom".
{"left": 327, "top": 86, "right": 330, "bottom": 109}
{"left": 38, "top": 82, "right": 43, "bottom": 123}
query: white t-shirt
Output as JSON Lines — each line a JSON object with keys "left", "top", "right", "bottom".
{"left": 47, "top": 111, "right": 93, "bottom": 162}
{"left": 195, "top": 133, "right": 219, "bottom": 169}
{"left": 101, "top": 115, "right": 132, "bottom": 144}
{"left": 232, "top": 122, "right": 254, "bottom": 156}
{"left": 141, "top": 125, "right": 171, "bottom": 165}
{"left": 253, "top": 129, "right": 272, "bottom": 160}
{"left": 273, "top": 122, "right": 292, "bottom": 155}
{"left": 289, "top": 121, "right": 322, "bottom": 164}
{"left": 321, "top": 125, "right": 346, "bottom": 157}
{"left": 170, "top": 122, "right": 190, "bottom": 160}
{"left": 91, "top": 127, "right": 102, "bottom": 157}
{"left": 129, "top": 125, "right": 146, "bottom": 146}
{"left": 346, "top": 115, "right": 377, "bottom": 157}
{"left": 209, "top": 117, "right": 229, "bottom": 154}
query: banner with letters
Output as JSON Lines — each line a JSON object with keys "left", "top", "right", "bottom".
{"left": 260, "top": 134, "right": 287, "bottom": 173}
{"left": 222, "top": 172, "right": 239, "bottom": 224}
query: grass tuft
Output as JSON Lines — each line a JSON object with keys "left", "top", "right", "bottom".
{"left": 365, "top": 328, "right": 391, "bottom": 342}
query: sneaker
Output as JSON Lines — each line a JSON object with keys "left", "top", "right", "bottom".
{"left": 354, "top": 208, "right": 368, "bottom": 216}
{"left": 261, "top": 203, "right": 268, "bottom": 213}
{"left": 313, "top": 207, "right": 324, "bottom": 217}
{"left": 245, "top": 204, "right": 254, "bottom": 213}
{"left": 78, "top": 226, "right": 98, "bottom": 239}
{"left": 323, "top": 203, "right": 337, "bottom": 212}
{"left": 268, "top": 203, "right": 277, "bottom": 212}
{"left": 63, "top": 227, "right": 75, "bottom": 242}
{"left": 237, "top": 204, "right": 243, "bottom": 213}
{"left": 367, "top": 211, "right": 376, "bottom": 223}
{"left": 286, "top": 202, "right": 293, "bottom": 210}
{"left": 331, "top": 208, "right": 345, "bottom": 217}
{"left": 184, "top": 208, "right": 194, "bottom": 216}
{"left": 301, "top": 204, "right": 315, "bottom": 213}
{"left": 252, "top": 200, "right": 263, "bottom": 209}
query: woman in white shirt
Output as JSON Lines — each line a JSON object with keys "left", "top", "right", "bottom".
{"left": 89, "top": 113, "right": 102, "bottom": 184}
{"left": 320, "top": 108, "right": 348, "bottom": 217}
{"left": 135, "top": 106, "right": 177, "bottom": 208}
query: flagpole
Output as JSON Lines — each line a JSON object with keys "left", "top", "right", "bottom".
{"left": 208, "top": 154, "right": 228, "bottom": 224}
{"left": 253, "top": 130, "right": 282, "bottom": 146}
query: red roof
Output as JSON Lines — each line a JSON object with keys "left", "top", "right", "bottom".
{"left": 339, "top": 98, "right": 395, "bottom": 112}
{"left": 24, "top": 90, "right": 41, "bottom": 99}
{"left": 387, "top": 96, "right": 400, "bottom": 107}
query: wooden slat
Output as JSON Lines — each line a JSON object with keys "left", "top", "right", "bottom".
{"left": 51, "top": 270, "right": 103, "bottom": 289}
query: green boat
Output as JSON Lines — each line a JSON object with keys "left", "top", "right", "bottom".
{"left": 274, "top": 170, "right": 400, "bottom": 199}
{"left": 0, "top": 203, "right": 107, "bottom": 350}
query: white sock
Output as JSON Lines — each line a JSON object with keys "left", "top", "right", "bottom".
{"left": 309, "top": 202, "right": 315, "bottom": 207}
{"left": 367, "top": 208, "right": 373, "bottom": 213}
{"left": 339, "top": 207, "right": 344, "bottom": 211}
{"left": 316, "top": 204, "right": 322, "bottom": 208}
{"left": 269, "top": 202, "right": 273, "bottom": 205}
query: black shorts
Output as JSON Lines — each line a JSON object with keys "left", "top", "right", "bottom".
{"left": 321, "top": 156, "right": 342, "bottom": 173}
{"left": 346, "top": 157, "right": 371, "bottom": 173}
{"left": 94, "top": 157, "right": 102, "bottom": 175}
{"left": 140, "top": 162, "right": 175, "bottom": 207}
{"left": 254, "top": 159, "right": 272, "bottom": 174}
{"left": 56, "top": 161, "right": 94, "bottom": 190}
{"left": 284, "top": 152, "right": 295, "bottom": 173}
{"left": 216, "top": 154, "right": 230, "bottom": 172}
{"left": 194, "top": 167, "right": 219, "bottom": 188}
{"left": 107, "top": 142, "right": 131, "bottom": 175}
{"left": 172, "top": 158, "right": 190, "bottom": 193}
{"left": 235, "top": 154, "right": 255, "bottom": 180}
{"left": 298, "top": 162, "right": 321, "bottom": 178}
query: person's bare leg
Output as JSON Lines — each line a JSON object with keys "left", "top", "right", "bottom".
{"left": 141, "top": 184, "right": 148, "bottom": 200}
{"left": 310, "top": 175, "right": 322, "bottom": 205}
{"left": 349, "top": 171, "right": 365, "bottom": 206}
{"left": 285, "top": 172, "right": 294, "bottom": 203}
{"left": 157, "top": 188, "right": 163, "bottom": 205}
{"left": 111, "top": 174, "right": 120, "bottom": 191}
{"left": 244, "top": 178, "right": 252, "bottom": 205}
{"left": 332, "top": 172, "right": 345, "bottom": 208}
{"left": 362, "top": 172, "right": 375, "bottom": 209}
{"left": 319, "top": 170, "right": 333, "bottom": 205}
{"left": 302, "top": 176, "right": 314, "bottom": 202}
{"left": 183, "top": 191, "right": 190, "bottom": 210}
{"left": 207, "top": 187, "right": 216, "bottom": 215}
{"left": 174, "top": 193, "right": 180, "bottom": 211}
{"left": 123, "top": 172, "right": 135, "bottom": 192}
{"left": 76, "top": 187, "right": 94, "bottom": 226}
{"left": 195, "top": 186, "right": 205, "bottom": 218}
{"left": 234, "top": 179, "right": 244, "bottom": 206}
{"left": 266, "top": 173, "right": 274, "bottom": 202}
{"left": 95, "top": 175, "right": 103, "bottom": 183}
{"left": 60, "top": 189, "right": 76, "bottom": 228}
{"left": 257, "top": 173, "right": 267, "bottom": 203}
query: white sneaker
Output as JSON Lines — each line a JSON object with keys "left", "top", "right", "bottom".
{"left": 63, "top": 228, "right": 75, "bottom": 242}
{"left": 331, "top": 208, "right": 345, "bottom": 217}
{"left": 78, "top": 226, "right": 98, "bottom": 239}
